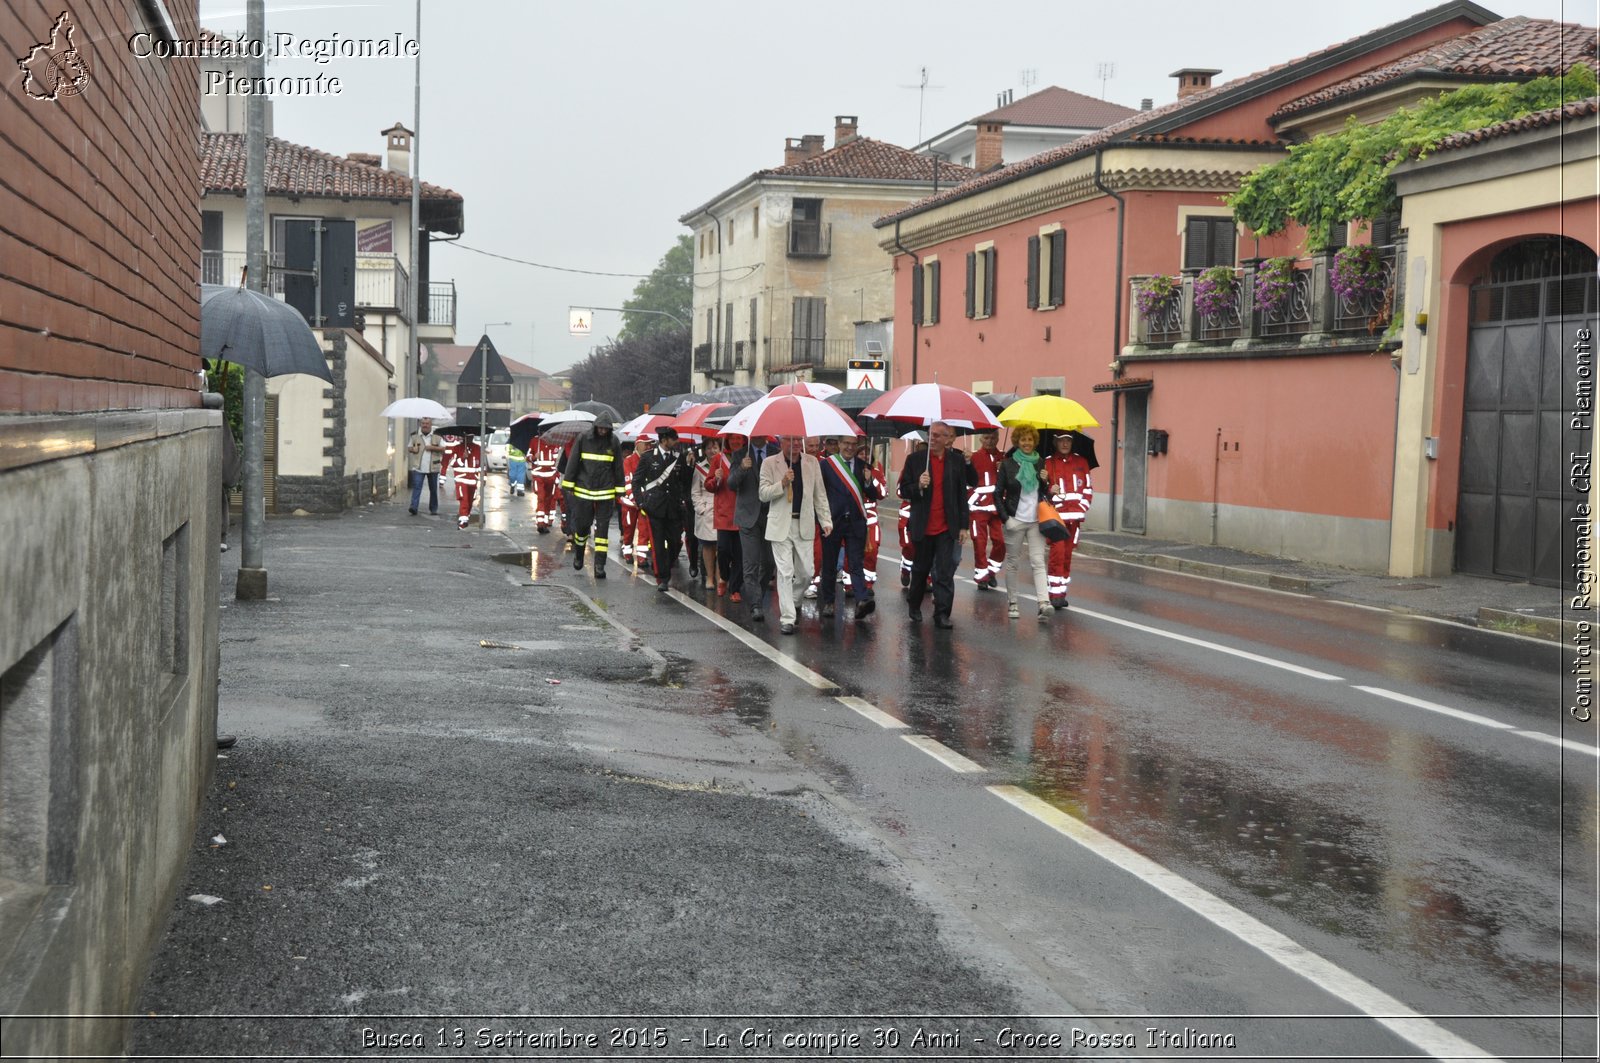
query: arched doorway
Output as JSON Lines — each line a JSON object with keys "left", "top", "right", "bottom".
{"left": 1458, "top": 236, "right": 1596, "bottom": 587}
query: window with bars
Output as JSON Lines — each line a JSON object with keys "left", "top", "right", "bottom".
{"left": 966, "top": 245, "right": 997, "bottom": 318}
{"left": 1183, "top": 215, "right": 1236, "bottom": 270}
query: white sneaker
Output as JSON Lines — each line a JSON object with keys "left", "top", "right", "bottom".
{"left": 1007, "top": 602, "right": 1019, "bottom": 619}
{"left": 803, "top": 584, "right": 818, "bottom": 599}
{"left": 1038, "top": 604, "right": 1051, "bottom": 623}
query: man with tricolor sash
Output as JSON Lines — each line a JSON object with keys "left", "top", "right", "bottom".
{"left": 817, "top": 435, "right": 881, "bottom": 621}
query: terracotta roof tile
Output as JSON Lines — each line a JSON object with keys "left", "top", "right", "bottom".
{"left": 875, "top": 2, "right": 1500, "bottom": 228}
{"left": 1426, "top": 94, "right": 1600, "bottom": 151}
{"left": 1275, "top": 17, "right": 1598, "bottom": 119}
{"left": 758, "top": 136, "right": 979, "bottom": 183}
{"left": 974, "top": 86, "right": 1139, "bottom": 128}
{"left": 201, "top": 132, "right": 463, "bottom": 203}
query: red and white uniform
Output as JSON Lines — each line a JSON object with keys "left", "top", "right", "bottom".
{"left": 967, "top": 444, "right": 1006, "bottom": 584}
{"left": 1042, "top": 451, "right": 1093, "bottom": 604}
{"left": 529, "top": 438, "right": 563, "bottom": 530}
{"left": 619, "top": 449, "right": 653, "bottom": 565}
{"left": 859, "top": 460, "right": 885, "bottom": 587}
{"left": 441, "top": 437, "right": 482, "bottom": 527}
{"left": 897, "top": 487, "right": 914, "bottom": 586}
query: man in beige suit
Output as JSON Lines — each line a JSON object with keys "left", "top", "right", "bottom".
{"left": 759, "top": 435, "right": 832, "bottom": 634}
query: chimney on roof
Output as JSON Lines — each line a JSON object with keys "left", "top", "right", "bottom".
{"left": 834, "top": 115, "right": 858, "bottom": 147}
{"left": 974, "top": 121, "right": 1005, "bottom": 172}
{"left": 1169, "top": 68, "right": 1221, "bottom": 100}
{"left": 382, "top": 122, "right": 412, "bottom": 174}
{"left": 784, "top": 134, "right": 826, "bottom": 165}
{"left": 1141, "top": 98, "right": 1153, "bottom": 111}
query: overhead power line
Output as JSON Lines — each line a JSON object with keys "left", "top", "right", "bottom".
{"left": 447, "top": 242, "right": 758, "bottom": 280}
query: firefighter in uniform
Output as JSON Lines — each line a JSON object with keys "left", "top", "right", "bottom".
{"left": 1042, "top": 430, "right": 1093, "bottom": 607}
{"left": 967, "top": 428, "right": 1006, "bottom": 589}
{"left": 529, "top": 436, "right": 563, "bottom": 534}
{"left": 619, "top": 437, "right": 653, "bottom": 570}
{"left": 561, "top": 415, "right": 624, "bottom": 577}
{"left": 441, "top": 430, "right": 482, "bottom": 530}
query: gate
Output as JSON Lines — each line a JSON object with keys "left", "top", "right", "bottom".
{"left": 1458, "top": 237, "right": 1596, "bottom": 588}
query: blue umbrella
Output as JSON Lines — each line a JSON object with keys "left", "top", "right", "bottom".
{"left": 199, "top": 283, "right": 332, "bottom": 382}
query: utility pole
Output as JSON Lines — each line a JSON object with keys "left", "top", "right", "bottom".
{"left": 236, "top": 0, "right": 268, "bottom": 600}
{"left": 408, "top": 0, "right": 421, "bottom": 400}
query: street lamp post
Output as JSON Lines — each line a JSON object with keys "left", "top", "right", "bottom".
{"left": 480, "top": 322, "right": 511, "bottom": 530}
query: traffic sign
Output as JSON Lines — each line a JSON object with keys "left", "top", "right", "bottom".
{"left": 569, "top": 309, "right": 592, "bottom": 336}
{"left": 848, "top": 357, "right": 885, "bottom": 390}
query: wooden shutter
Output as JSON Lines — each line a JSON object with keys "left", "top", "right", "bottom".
{"left": 1026, "top": 236, "right": 1040, "bottom": 309}
{"left": 809, "top": 297, "right": 826, "bottom": 348}
{"left": 1184, "top": 217, "right": 1211, "bottom": 270}
{"left": 912, "top": 264, "right": 924, "bottom": 323}
{"left": 1214, "top": 218, "right": 1236, "bottom": 267}
{"left": 1370, "top": 212, "right": 1399, "bottom": 247}
{"left": 1048, "top": 232, "right": 1066, "bottom": 306}
{"left": 984, "top": 248, "right": 997, "bottom": 316}
{"left": 929, "top": 260, "right": 941, "bottom": 323}
{"left": 965, "top": 252, "right": 977, "bottom": 318}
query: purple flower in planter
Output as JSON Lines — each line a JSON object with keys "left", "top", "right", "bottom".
{"left": 1135, "top": 275, "right": 1181, "bottom": 321}
{"left": 1331, "top": 245, "right": 1388, "bottom": 302}
{"left": 1254, "top": 257, "right": 1295, "bottom": 318}
{"left": 1193, "top": 267, "right": 1239, "bottom": 318}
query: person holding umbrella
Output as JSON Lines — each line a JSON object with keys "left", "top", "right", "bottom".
{"left": 759, "top": 435, "right": 832, "bottom": 635}
{"left": 1043, "top": 430, "right": 1094, "bottom": 608}
{"left": 818, "top": 435, "right": 880, "bottom": 621}
{"left": 995, "top": 426, "right": 1052, "bottom": 622}
{"left": 635, "top": 426, "right": 695, "bottom": 593}
{"left": 405, "top": 417, "right": 447, "bottom": 516}
{"left": 898, "top": 421, "right": 977, "bottom": 629}
{"left": 561, "top": 414, "right": 625, "bottom": 578}
{"left": 728, "top": 435, "right": 776, "bottom": 621}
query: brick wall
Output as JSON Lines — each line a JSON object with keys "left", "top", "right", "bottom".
{"left": 1, "top": 0, "right": 201, "bottom": 413}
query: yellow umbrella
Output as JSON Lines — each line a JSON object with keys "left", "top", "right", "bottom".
{"left": 997, "top": 395, "right": 1100, "bottom": 431}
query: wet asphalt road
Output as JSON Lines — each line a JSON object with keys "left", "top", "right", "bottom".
{"left": 126, "top": 481, "right": 1598, "bottom": 1062}
{"left": 482, "top": 477, "right": 1596, "bottom": 1062}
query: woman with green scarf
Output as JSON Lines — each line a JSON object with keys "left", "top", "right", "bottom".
{"left": 996, "top": 425, "right": 1052, "bottom": 623}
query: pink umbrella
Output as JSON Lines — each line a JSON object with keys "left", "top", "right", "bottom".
{"left": 718, "top": 394, "right": 863, "bottom": 439}
{"left": 768, "top": 380, "right": 842, "bottom": 399}
{"left": 670, "top": 401, "right": 734, "bottom": 438}
{"left": 859, "top": 382, "right": 1002, "bottom": 431}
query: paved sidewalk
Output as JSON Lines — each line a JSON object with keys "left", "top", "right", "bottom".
{"left": 1077, "top": 530, "right": 1580, "bottom": 643}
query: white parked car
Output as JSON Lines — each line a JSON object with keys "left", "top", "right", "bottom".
{"left": 485, "top": 428, "right": 510, "bottom": 471}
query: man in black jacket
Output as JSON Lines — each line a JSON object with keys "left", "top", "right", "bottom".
{"left": 727, "top": 435, "right": 777, "bottom": 621}
{"left": 560, "top": 414, "right": 624, "bottom": 578}
{"left": 896, "top": 421, "right": 977, "bottom": 629}
{"left": 636, "top": 427, "right": 696, "bottom": 592}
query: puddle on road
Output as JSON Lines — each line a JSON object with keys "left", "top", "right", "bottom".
{"left": 644, "top": 654, "right": 772, "bottom": 727}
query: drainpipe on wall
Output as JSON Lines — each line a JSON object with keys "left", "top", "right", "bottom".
{"left": 893, "top": 217, "right": 920, "bottom": 386}
{"left": 1212, "top": 426, "right": 1223, "bottom": 545}
{"left": 1093, "top": 149, "right": 1126, "bottom": 532}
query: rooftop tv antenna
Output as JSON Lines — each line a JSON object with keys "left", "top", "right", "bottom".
{"left": 1019, "top": 68, "right": 1038, "bottom": 95}
{"left": 899, "top": 66, "right": 945, "bottom": 146}
{"left": 1095, "top": 62, "right": 1116, "bottom": 99}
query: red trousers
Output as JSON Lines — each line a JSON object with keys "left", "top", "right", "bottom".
{"left": 532, "top": 476, "right": 560, "bottom": 526}
{"left": 455, "top": 482, "right": 477, "bottom": 519}
{"left": 1046, "top": 521, "right": 1081, "bottom": 603}
{"left": 969, "top": 511, "right": 1006, "bottom": 582}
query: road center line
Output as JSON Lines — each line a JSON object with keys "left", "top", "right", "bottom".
{"left": 1511, "top": 729, "right": 1600, "bottom": 757}
{"left": 902, "top": 735, "right": 986, "bottom": 774}
{"left": 1071, "top": 605, "right": 1344, "bottom": 681}
{"left": 836, "top": 696, "right": 908, "bottom": 730}
{"left": 987, "top": 785, "right": 1503, "bottom": 1063}
{"left": 665, "top": 584, "right": 839, "bottom": 693}
{"left": 1353, "top": 685, "right": 1515, "bottom": 729}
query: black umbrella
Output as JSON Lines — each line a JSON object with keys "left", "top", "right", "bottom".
{"left": 508, "top": 412, "right": 544, "bottom": 454}
{"left": 200, "top": 283, "right": 333, "bottom": 382}
{"left": 572, "top": 400, "right": 622, "bottom": 421}
{"left": 977, "top": 392, "right": 1025, "bottom": 414}
{"left": 825, "top": 387, "right": 885, "bottom": 417}
{"left": 702, "top": 384, "right": 765, "bottom": 406}
{"left": 649, "top": 391, "right": 706, "bottom": 415}
{"left": 1042, "top": 429, "right": 1100, "bottom": 470}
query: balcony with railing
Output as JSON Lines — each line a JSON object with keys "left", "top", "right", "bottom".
{"left": 354, "top": 254, "right": 409, "bottom": 314}
{"left": 765, "top": 336, "right": 855, "bottom": 373}
{"left": 200, "top": 250, "right": 414, "bottom": 321}
{"left": 200, "top": 250, "right": 285, "bottom": 292}
{"left": 1126, "top": 245, "right": 1400, "bottom": 357}
{"left": 423, "top": 280, "right": 455, "bottom": 329}
{"left": 694, "top": 340, "right": 753, "bottom": 376}
{"left": 787, "top": 221, "right": 832, "bottom": 258}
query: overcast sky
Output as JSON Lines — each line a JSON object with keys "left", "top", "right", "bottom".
{"left": 198, "top": 0, "right": 1584, "bottom": 374}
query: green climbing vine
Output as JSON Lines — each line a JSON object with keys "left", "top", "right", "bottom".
{"left": 1229, "top": 64, "right": 1597, "bottom": 251}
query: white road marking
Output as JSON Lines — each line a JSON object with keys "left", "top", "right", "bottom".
{"left": 987, "top": 785, "right": 1503, "bottom": 1063}
{"left": 902, "top": 735, "right": 986, "bottom": 774}
{"left": 836, "top": 696, "right": 908, "bottom": 730}
{"left": 1354, "top": 685, "right": 1515, "bottom": 730}
{"left": 666, "top": 584, "right": 838, "bottom": 692}
{"left": 1511, "top": 728, "right": 1600, "bottom": 758}
{"left": 1072, "top": 605, "right": 1344, "bottom": 681}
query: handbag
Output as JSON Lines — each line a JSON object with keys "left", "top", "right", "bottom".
{"left": 1037, "top": 499, "right": 1071, "bottom": 543}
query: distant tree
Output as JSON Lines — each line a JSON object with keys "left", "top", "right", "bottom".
{"left": 567, "top": 326, "right": 690, "bottom": 417}
{"left": 618, "top": 234, "right": 693, "bottom": 342}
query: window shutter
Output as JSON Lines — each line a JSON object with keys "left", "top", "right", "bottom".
{"left": 1049, "top": 232, "right": 1066, "bottom": 306}
{"left": 810, "top": 297, "right": 826, "bottom": 345}
{"left": 1326, "top": 220, "right": 1349, "bottom": 250}
{"left": 912, "top": 264, "right": 924, "bottom": 324}
{"left": 1215, "top": 218, "right": 1236, "bottom": 267}
{"left": 1026, "top": 236, "right": 1040, "bottom": 309}
{"left": 965, "top": 252, "right": 977, "bottom": 318}
{"left": 1184, "top": 217, "right": 1210, "bottom": 270}
{"left": 984, "top": 248, "right": 997, "bottom": 316}
{"left": 929, "top": 261, "right": 941, "bottom": 323}
{"left": 1370, "top": 212, "right": 1398, "bottom": 247}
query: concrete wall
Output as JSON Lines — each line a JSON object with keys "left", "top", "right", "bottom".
{"left": 1148, "top": 497, "right": 1393, "bottom": 572}
{"left": 0, "top": 412, "right": 220, "bottom": 1057}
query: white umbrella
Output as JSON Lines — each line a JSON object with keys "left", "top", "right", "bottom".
{"left": 860, "top": 382, "right": 1002, "bottom": 431}
{"left": 768, "top": 381, "right": 842, "bottom": 400}
{"left": 380, "top": 397, "right": 454, "bottom": 422}
{"left": 717, "top": 394, "right": 863, "bottom": 439}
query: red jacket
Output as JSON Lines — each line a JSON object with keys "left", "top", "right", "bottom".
{"left": 967, "top": 446, "right": 1003, "bottom": 514}
{"left": 1043, "top": 453, "right": 1093, "bottom": 521}
{"left": 707, "top": 452, "right": 738, "bottom": 531}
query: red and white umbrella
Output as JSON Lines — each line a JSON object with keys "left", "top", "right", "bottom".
{"left": 859, "top": 382, "right": 1002, "bottom": 430}
{"left": 768, "top": 380, "right": 841, "bottom": 400}
{"left": 616, "top": 413, "right": 677, "bottom": 442}
{"left": 718, "top": 394, "right": 863, "bottom": 440}
{"left": 669, "top": 401, "right": 734, "bottom": 438}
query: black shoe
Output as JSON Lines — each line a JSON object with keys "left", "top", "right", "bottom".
{"left": 409, "top": 508, "right": 418, "bottom": 516}
{"left": 656, "top": 581, "right": 670, "bottom": 594}
{"left": 821, "top": 602, "right": 835, "bottom": 617}
{"left": 900, "top": 571, "right": 911, "bottom": 588}
{"left": 216, "top": 734, "right": 237, "bottom": 750}
{"left": 908, "top": 607, "right": 923, "bottom": 623}
{"left": 573, "top": 551, "right": 585, "bottom": 571}
{"left": 780, "top": 622, "right": 795, "bottom": 635}
{"left": 934, "top": 615, "right": 954, "bottom": 630}
{"left": 1052, "top": 599, "right": 1066, "bottom": 610}
{"left": 856, "top": 598, "right": 875, "bottom": 620}
{"left": 750, "top": 609, "right": 764, "bottom": 623}
{"left": 594, "top": 566, "right": 606, "bottom": 580}
{"left": 536, "top": 525, "right": 550, "bottom": 535}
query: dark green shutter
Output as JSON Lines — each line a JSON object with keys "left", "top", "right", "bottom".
{"left": 912, "top": 264, "right": 924, "bottom": 323}
{"left": 929, "top": 260, "right": 941, "bottom": 324}
{"left": 1049, "top": 232, "right": 1066, "bottom": 306}
{"left": 984, "top": 248, "right": 997, "bottom": 316}
{"left": 965, "top": 252, "right": 977, "bottom": 318}
{"left": 1026, "top": 236, "right": 1040, "bottom": 309}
